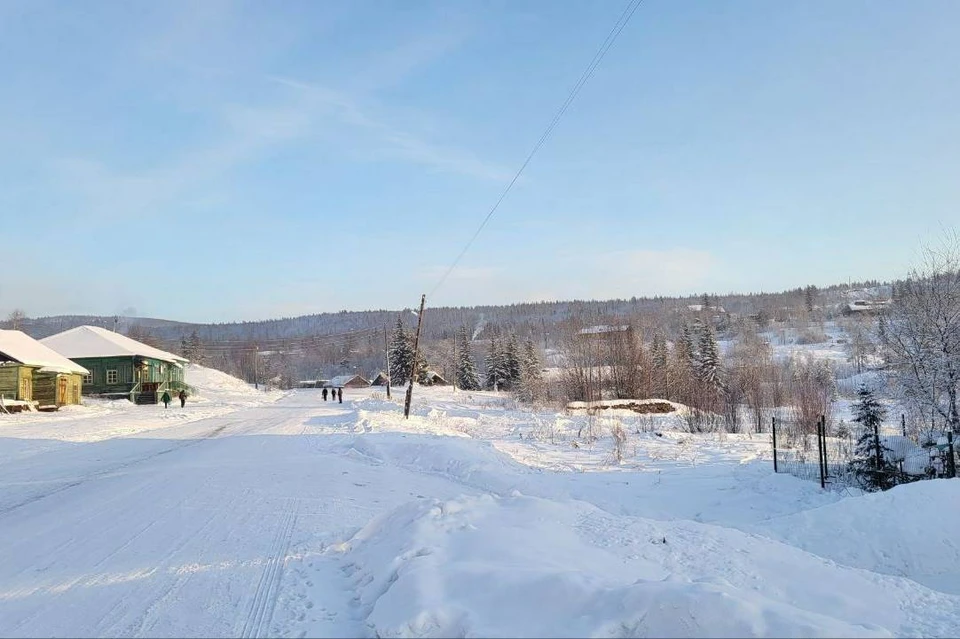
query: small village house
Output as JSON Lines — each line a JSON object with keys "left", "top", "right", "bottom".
{"left": 41, "top": 326, "right": 188, "bottom": 404}
{"left": 325, "top": 374, "right": 370, "bottom": 389}
{"left": 422, "top": 371, "right": 449, "bottom": 386}
{"left": 0, "top": 329, "right": 88, "bottom": 410}
{"left": 371, "top": 372, "right": 389, "bottom": 386}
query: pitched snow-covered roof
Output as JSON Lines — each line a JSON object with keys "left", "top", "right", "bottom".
{"left": 0, "top": 330, "right": 89, "bottom": 375}
{"left": 578, "top": 325, "right": 630, "bottom": 335}
{"left": 846, "top": 300, "right": 891, "bottom": 312}
{"left": 685, "top": 304, "right": 727, "bottom": 313}
{"left": 328, "top": 374, "right": 369, "bottom": 387}
{"left": 40, "top": 325, "right": 188, "bottom": 365}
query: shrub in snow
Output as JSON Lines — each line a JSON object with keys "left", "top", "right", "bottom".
{"left": 611, "top": 422, "right": 627, "bottom": 464}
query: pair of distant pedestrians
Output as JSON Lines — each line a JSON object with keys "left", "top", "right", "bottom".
{"left": 322, "top": 387, "right": 343, "bottom": 403}
{"left": 161, "top": 389, "right": 187, "bottom": 409}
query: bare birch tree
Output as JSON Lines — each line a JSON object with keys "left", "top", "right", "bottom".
{"left": 884, "top": 233, "right": 960, "bottom": 430}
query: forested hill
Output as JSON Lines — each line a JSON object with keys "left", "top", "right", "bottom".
{"left": 14, "top": 280, "right": 889, "bottom": 345}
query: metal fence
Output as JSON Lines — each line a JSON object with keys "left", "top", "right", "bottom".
{"left": 771, "top": 415, "right": 958, "bottom": 490}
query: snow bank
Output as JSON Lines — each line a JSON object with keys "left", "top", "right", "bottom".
{"left": 186, "top": 364, "right": 284, "bottom": 407}
{"left": 334, "top": 492, "right": 960, "bottom": 638}
{"left": 755, "top": 479, "right": 960, "bottom": 594}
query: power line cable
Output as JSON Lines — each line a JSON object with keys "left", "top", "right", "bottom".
{"left": 428, "top": 0, "right": 644, "bottom": 299}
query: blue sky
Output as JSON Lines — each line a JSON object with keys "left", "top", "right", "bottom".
{"left": 1, "top": 1, "right": 958, "bottom": 322}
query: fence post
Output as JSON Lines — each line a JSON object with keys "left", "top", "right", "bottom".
{"left": 816, "top": 417, "right": 826, "bottom": 489}
{"left": 948, "top": 431, "right": 956, "bottom": 479}
{"left": 821, "top": 415, "right": 829, "bottom": 486}
{"left": 772, "top": 416, "right": 778, "bottom": 473}
{"left": 874, "top": 423, "right": 883, "bottom": 488}
{"left": 901, "top": 413, "right": 906, "bottom": 437}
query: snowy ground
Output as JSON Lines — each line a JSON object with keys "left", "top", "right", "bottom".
{"left": 1, "top": 374, "right": 958, "bottom": 638}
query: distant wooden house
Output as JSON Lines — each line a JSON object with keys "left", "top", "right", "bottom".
{"left": 422, "top": 371, "right": 449, "bottom": 386}
{"left": 843, "top": 300, "right": 891, "bottom": 316}
{"left": 371, "top": 372, "right": 390, "bottom": 386}
{"left": 41, "top": 325, "right": 188, "bottom": 404}
{"left": 578, "top": 325, "right": 632, "bottom": 338}
{"left": 0, "top": 330, "right": 88, "bottom": 410}
{"left": 326, "top": 374, "right": 370, "bottom": 389}
{"left": 297, "top": 380, "right": 319, "bottom": 389}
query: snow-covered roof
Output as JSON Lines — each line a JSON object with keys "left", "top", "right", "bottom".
{"left": 578, "top": 325, "right": 630, "bottom": 335}
{"left": 846, "top": 300, "right": 891, "bottom": 312}
{"left": 0, "top": 330, "right": 89, "bottom": 375}
{"left": 686, "top": 304, "right": 726, "bottom": 313}
{"left": 328, "top": 374, "right": 369, "bottom": 387}
{"left": 40, "top": 325, "right": 188, "bottom": 365}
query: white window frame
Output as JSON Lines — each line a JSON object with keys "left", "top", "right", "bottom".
{"left": 106, "top": 369, "right": 119, "bottom": 384}
{"left": 83, "top": 371, "right": 94, "bottom": 384}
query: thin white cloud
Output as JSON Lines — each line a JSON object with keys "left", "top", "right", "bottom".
{"left": 268, "top": 74, "right": 512, "bottom": 181}
{"left": 50, "top": 99, "right": 316, "bottom": 221}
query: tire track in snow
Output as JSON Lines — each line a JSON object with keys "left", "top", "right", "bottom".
{"left": 0, "top": 421, "right": 237, "bottom": 519}
{"left": 239, "top": 497, "right": 300, "bottom": 638}
{"left": 103, "top": 493, "right": 233, "bottom": 638}
{"left": 7, "top": 491, "right": 229, "bottom": 638}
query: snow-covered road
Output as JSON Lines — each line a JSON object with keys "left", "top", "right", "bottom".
{"left": 2, "top": 383, "right": 959, "bottom": 638}
{"left": 0, "top": 393, "right": 466, "bottom": 637}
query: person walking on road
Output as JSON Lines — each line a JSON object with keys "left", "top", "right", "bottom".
{"left": 178, "top": 389, "right": 187, "bottom": 408}
{"left": 161, "top": 390, "right": 171, "bottom": 409}
{"left": 338, "top": 387, "right": 343, "bottom": 403}
{"left": 322, "top": 387, "right": 328, "bottom": 401}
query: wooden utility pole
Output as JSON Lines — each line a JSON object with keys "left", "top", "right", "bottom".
{"left": 254, "top": 345, "right": 259, "bottom": 390}
{"left": 383, "top": 325, "right": 391, "bottom": 399}
{"left": 403, "top": 294, "right": 426, "bottom": 419}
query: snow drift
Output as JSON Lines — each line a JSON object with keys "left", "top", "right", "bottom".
{"left": 333, "top": 491, "right": 960, "bottom": 638}
{"left": 755, "top": 479, "right": 960, "bottom": 594}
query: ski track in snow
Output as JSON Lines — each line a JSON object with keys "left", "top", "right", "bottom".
{"left": 0, "top": 380, "right": 958, "bottom": 638}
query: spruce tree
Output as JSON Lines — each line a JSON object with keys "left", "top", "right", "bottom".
{"left": 696, "top": 325, "right": 723, "bottom": 391}
{"left": 388, "top": 317, "right": 413, "bottom": 386}
{"left": 485, "top": 337, "right": 507, "bottom": 390}
{"left": 849, "top": 384, "right": 896, "bottom": 491}
{"left": 187, "top": 331, "right": 205, "bottom": 365}
{"left": 503, "top": 334, "right": 522, "bottom": 389}
{"left": 455, "top": 326, "right": 481, "bottom": 390}
{"left": 518, "top": 339, "right": 543, "bottom": 403}
{"left": 650, "top": 331, "right": 669, "bottom": 398}
{"left": 672, "top": 323, "right": 698, "bottom": 403}
{"left": 678, "top": 323, "right": 697, "bottom": 369}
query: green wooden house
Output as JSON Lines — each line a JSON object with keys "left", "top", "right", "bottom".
{"left": 0, "top": 329, "right": 88, "bottom": 410}
{"left": 41, "top": 325, "right": 189, "bottom": 404}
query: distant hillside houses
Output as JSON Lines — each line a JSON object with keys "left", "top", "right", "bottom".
{"left": 578, "top": 325, "right": 631, "bottom": 336}
{"left": 843, "top": 299, "right": 891, "bottom": 315}
{"left": 685, "top": 304, "right": 726, "bottom": 314}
